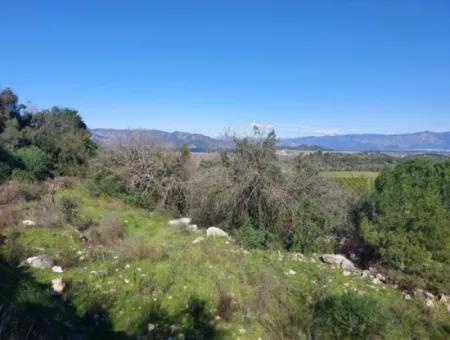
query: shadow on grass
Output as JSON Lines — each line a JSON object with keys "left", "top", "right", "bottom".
{"left": 0, "top": 253, "right": 226, "bottom": 339}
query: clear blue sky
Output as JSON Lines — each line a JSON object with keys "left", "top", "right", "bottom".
{"left": 2, "top": 0, "right": 450, "bottom": 137}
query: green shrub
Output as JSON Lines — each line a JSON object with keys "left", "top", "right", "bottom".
{"left": 312, "top": 292, "right": 387, "bottom": 339}
{"left": 13, "top": 146, "right": 51, "bottom": 181}
{"left": 59, "top": 196, "right": 80, "bottom": 224}
{"left": 235, "top": 224, "right": 270, "bottom": 249}
{"left": 361, "top": 159, "right": 450, "bottom": 292}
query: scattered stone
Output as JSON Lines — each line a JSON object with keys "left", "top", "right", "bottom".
{"left": 52, "top": 265, "right": 64, "bottom": 273}
{"left": 375, "top": 273, "right": 387, "bottom": 283}
{"left": 372, "top": 278, "right": 382, "bottom": 285}
{"left": 206, "top": 226, "right": 229, "bottom": 238}
{"left": 192, "top": 237, "right": 204, "bottom": 244}
{"left": 424, "top": 291, "right": 434, "bottom": 300}
{"left": 414, "top": 288, "right": 424, "bottom": 299}
{"left": 186, "top": 224, "right": 198, "bottom": 232}
{"left": 148, "top": 323, "right": 156, "bottom": 332}
{"left": 321, "top": 254, "right": 355, "bottom": 271}
{"left": 285, "top": 269, "right": 296, "bottom": 276}
{"left": 361, "top": 270, "right": 370, "bottom": 278}
{"left": 426, "top": 299, "right": 434, "bottom": 308}
{"left": 439, "top": 294, "right": 448, "bottom": 304}
{"left": 168, "top": 217, "right": 191, "bottom": 226}
{"left": 22, "top": 219, "right": 36, "bottom": 226}
{"left": 404, "top": 294, "right": 412, "bottom": 300}
{"left": 26, "top": 255, "right": 54, "bottom": 269}
{"left": 343, "top": 270, "right": 351, "bottom": 276}
{"left": 52, "top": 277, "right": 65, "bottom": 294}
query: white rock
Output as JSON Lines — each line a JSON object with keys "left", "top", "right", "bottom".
{"left": 343, "top": 270, "right": 351, "bottom": 276}
{"left": 52, "top": 265, "right": 64, "bottom": 273}
{"left": 168, "top": 217, "right": 191, "bottom": 226}
{"left": 439, "top": 294, "right": 448, "bottom": 303}
{"left": 148, "top": 323, "right": 156, "bottom": 332}
{"left": 285, "top": 269, "right": 296, "bottom": 276}
{"left": 192, "top": 237, "right": 204, "bottom": 244}
{"left": 372, "top": 278, "right": 382, "bottom": 285}
{"left": 26, "top": 255, "right": 53, "bottom": 269}
{"left": 186, "top": 224, "right": 198, "bottom": 232}
{"left": 22, "top": 220, "right": 36, "bottom": 226}
{"left": 206, "top": 226, "right": 229, "bottom": 238}
{"left": 321, "top": 254, "right": 355, "bottom": 271}
{"left": 404, "top": 294, "right": 412, "bottom": 300}
{"left": 426, "top": 299, "right": 434, "bottom": 308}
{"left": 376, "top": 273, "right": 387, "bottom": 282}
{"left": 52, "top": 277, "right": 65, "bottom": 294}
{"left": 361, "top": 270, "right": 370, "bottom": 278}
{"left": 424, "top": 291, "right": 434, "bottom": 300}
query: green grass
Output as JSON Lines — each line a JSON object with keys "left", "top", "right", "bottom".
{"left": 323, "top": 171, "right": 379, "bottom": 194}
{"left": 1, "top": 181, "right": 449, "bottom": 339}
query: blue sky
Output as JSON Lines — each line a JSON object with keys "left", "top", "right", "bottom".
{"left": 2, "top": 0, "right": 450, "bottom": 137}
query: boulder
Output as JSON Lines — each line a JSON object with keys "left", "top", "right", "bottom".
{"left": 186, "top": 224, "right": 198, "bottom": 232}
{"left": 22, "top": 220, "right": 36, "bottom": 227}
{"left": 285, "top": 269, "right": 296, "bottom": 276}
{"left": 52, "top": 265, "right": 64, "bottom": 273}
{"left": 168, "top": 218, "right": 191, "bottom": 226}
{"left": 192, "top": 237, "right": 204, "bottom": 244}
{"left": 321, "top": 254, "right": 356, "bottom": 271}
{"left": 52, "top": 277, "right": 65, "bottom": 294}
{"left": 206, "top": 227, "right": 229, "bottom": 238}
{"left": 26, "top": 255, "right": 54, "bottom": 269}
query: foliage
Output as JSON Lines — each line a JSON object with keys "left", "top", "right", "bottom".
{"left": 13, "top": 146, "right": 51, "bottom": 181}
{"left": 0, "top": 88, "right": 96, "bottom": 181}
{"left": 189, "top": 131, "right": 350, "bottom": 253}
{"left": 24, "top": 107, "right": 97, "bottom": 176}
{"left": 361, "top": 159, "right": 450, "bottom": 292}
{"left": 312, "top": 292, "right": 387, "bottom": 339}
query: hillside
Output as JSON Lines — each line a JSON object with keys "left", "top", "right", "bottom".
{"left": 91, "top": 129, "right": 450, "bottom": 152}
{"left": 1, "top": 182, "right": 449, "bottom": 339}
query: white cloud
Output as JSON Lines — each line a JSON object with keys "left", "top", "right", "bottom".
{"left": 296, "top": 125, "right": 342, "bottom": 136}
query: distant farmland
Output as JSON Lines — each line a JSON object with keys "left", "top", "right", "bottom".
{"left": 322, "top": 171, "right": 379, "bottom": 193}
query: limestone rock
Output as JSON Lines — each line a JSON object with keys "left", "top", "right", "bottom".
{"left": 168, "top": 218, "right": 191, "bottom": 226}
{"left": 52, "top": 265, "right": 64, "bottom": 273}
{"left": 186, "top": 224, "right": 198, "bottom": 232}
{"left": 206, "top": 226, "right": 229, "bottom": 238}
{"left": 321, "top": 254, "right": 356, "bottom": 271}
{"left": 26, "top": 255, "right": 54, "bottom": 269}
{"left": 52, "top": 277, "right": 65, "bottom": 294}
{"left": 22, "top": 220, "right": 36, "bottom": 227}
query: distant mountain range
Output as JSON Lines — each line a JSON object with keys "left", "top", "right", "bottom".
{"left": 91, "top": 129, "right": 450, "bottom": 152}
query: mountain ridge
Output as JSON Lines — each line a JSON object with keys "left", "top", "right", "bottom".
{"left": 91, "top": 128, "right": 450, "bottom": 152}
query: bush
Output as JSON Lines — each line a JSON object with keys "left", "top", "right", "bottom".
{"left": 361, "top": 159, "right": 450, "bottom": 292}
{"left": 312, "top": 292, "right": 387, "bottom": 339}
{"left": 87, "top": 215, "right": 124, "bottom": 245}
{"left": 59, "top": 196, "right": 80, "bottom": 224}
{"left": 235, "top": 223, "right": 270, "bottom": 249}
{"left": 13, "top": 146, "right": 51, "bottom": 181}
{"left": 188, "top": 131, "right": 350, "bottom": 253}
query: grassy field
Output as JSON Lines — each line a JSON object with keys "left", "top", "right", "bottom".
{"left": 1, "top": 182, "right": 448, "bottom": 339}
{"left": 322, "top": 171, "right": 379, "bottom": 194}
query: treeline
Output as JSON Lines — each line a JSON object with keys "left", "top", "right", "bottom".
{"left": 1, "top": 88, "right": 449, "bottom": 294}
{"left": 0, "top": 88, "right": 96, "bottom": 182}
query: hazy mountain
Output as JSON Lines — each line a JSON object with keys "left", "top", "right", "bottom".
{"left": 91, "top": 128, "right": 228, "bottom": 151}
{"left": 91, "top": 129, "right": 450, "bottom": 152}
{"left": 280, "top": 131, "right": 450, "bottom": 152}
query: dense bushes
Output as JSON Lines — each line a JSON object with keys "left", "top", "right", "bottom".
{"left": 0, "top": 88, "right": 96, "bottom": 182}
{"left": 312, "top": 292, "right": 387, "bottom": 339}
{"left": 188, "top": 131, "right": 350, "bottom": 253}
{"left": 360, "top": 159, "right": 450, "bottom": 292}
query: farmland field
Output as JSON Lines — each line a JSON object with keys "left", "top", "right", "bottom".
{"left": 322, "top": 171, "right": 379, "bottom": 193}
